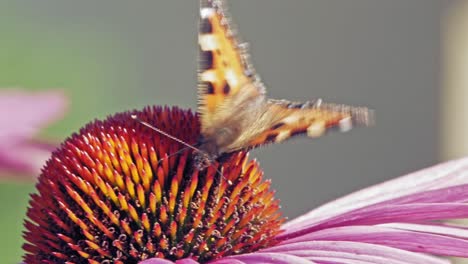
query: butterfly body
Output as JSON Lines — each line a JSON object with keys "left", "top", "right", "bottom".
{"left": 191, "top": 0, "right": 374, "bottom": 170}
{"left": 194, "top": 88, "right": 266, "bottom": 169}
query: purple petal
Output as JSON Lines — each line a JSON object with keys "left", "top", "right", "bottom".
{"left": 306, "top": 257, "right": 390, "bottom": 264}
{"left": 139, "top": 258, "right": 175, "bottom": 264}
{"left": 282, "top": 157, "right": 468, "bottom": 233}
{"left": 0, "top": 90, "right": 67, "bottom": 139}
{"left": 378, "top": 183, "right": 468, "bottom": 204}
{"left": 139, "top": 258, "right": 199, "bottom": 264}
{"left": 273, "top": 157, "right": 468, "bottom": 260}
{"left": 212, "top": 253, "right": 317, "bottom": 264}
{"left": 313, "top": 257, "right": 384, "bottom": 264}
{"left": 283, "top": 225, "right": 468, "bottom": 257}
{"left": 0, "top": 90, "right": 67, "bottom": 177}
{"left": 176, "top": 259, "right": 200, "bottom": 264}
{"left": 280, "top": 158, "right": 468, "bottom": 240}
{"left": 281, "top": 203, "right": 468, "bottom": 239}
{"left": 262, "top": 241, "right": 449, "bottom": 264}
{"left": 380, "top": 222, "right": 468, "bottom": 239}
{"left": 0, "top": 140, "right": 56, "bottom": 177}
{"left": 208, "top": 259, "right": 246, "bottom": 264}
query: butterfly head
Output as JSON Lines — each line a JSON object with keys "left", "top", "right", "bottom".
{"left": 193, "top": 151, "right": 215, "bottom": 171}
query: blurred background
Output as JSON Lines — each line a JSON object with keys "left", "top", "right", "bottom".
{"left": 0, "top": 0, "right": 466, "bottom": 263}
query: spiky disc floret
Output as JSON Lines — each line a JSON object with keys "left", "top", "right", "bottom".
{"left": 23, "top": 106, "right": 284, "bottom": 264}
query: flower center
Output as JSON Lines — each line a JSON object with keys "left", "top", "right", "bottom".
{"left": 23, "top": 106, "right": 284, "bottom": 263}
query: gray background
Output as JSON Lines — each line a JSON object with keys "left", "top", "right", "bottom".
{"left": 6, "top": 0, "right": 445, "bottom": 219}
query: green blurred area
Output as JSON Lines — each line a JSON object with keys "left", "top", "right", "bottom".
{"left": 0, "top": 4, "right": 133, "bottom": 263}
{"left": 0, "top": 182, "right": 35, "bottom": 263}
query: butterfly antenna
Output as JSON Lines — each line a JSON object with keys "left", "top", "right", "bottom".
{"left": 156, "top": 145, "right": 192, "bottom": 164}
{"left": 215, "top": 166, "right": 232, "bottom": 186}
{"left": 131, "top": 114, "right": 232, "bottom": 185}
{"left": 131, "top": 114, "right": 202, "bottom": 153}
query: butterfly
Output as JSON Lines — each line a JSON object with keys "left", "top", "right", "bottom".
{"left": 191, "top": 0, "right": 374, "bottom": 170}
{"left": 133, "top": 0, "right": 373, "bottom": 171}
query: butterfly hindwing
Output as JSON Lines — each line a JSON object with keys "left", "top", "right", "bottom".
{"left": 222, "top": 99, "right": 374, "bottom": 152}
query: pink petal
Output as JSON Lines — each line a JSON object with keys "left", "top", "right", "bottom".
{"left": 278, "top": 202, "right": 468, "bottom": 241}
{"left": 0, "top": 90, "right": 67, "bottom": 140}
{"left": 137, "top": 258, "right": 200, "bottom": 264}
{"left": 0, "top": 141, "right": 56, "bottom": 177}
{"left": 273, "top": 156, "right": 468, "bottom": 261}
{"left": 213, "top": 253, "right": 317, "bottom": 264}
{"left": 284, "top": 225, "right": 468, "bottom": 257}
{"left": 175, "top": 259, "right": 200, "bottom": 264}
{"left": 0, "top": 90, "right": 67, "bottom": 176}
{"left": 385, "top": 183, "right": 468, "bottom": 204}
{"left": 380, "top": 222, "right": 468, "bottom": 239}
{"left": 139, "top": 259, "right": 175, "bottom": 264}
{"left": 262, "top": 241, "right": 448, "bottom": 264}
{"left": 282, "top": 157, "right": 468, "bottom": 232}
{"left": 306, "top": 257, "right": 387, "bottom": 264}
{"left": 208, "top": 260, "right": 246, "bottom": 264}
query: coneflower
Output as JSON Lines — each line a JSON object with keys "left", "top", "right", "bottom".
{"left": 23, "top": 106, "right": 283, "bottom": 264}
{"left": 23, "top": 106, "right": 468, "bottom": 263}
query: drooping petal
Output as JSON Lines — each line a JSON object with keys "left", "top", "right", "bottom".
{"left": 0, "top": 90, "right": 67, "bottom": 176}
{"left": 139, "top": 259, "right": 176, "bottom": 264}
{"left": 262, "top": 241, "right": 448, "bottom": 264}
{"left": 282, "top": 157, "right": 468, "bottom": 233}
{"left": 304, "top": 257, "right": 384, "bottom": 264}
{"left": 138, "top": 258, "right": 201, "bottom": 264}
{"left": 212, "top": 252, "right": 317, "bottom": 264}
{"left": 0, "top": 141, "right": 56, "bottom": 176}
{"left": 208, "top": 260, "right": 246, "bottom": 264}
{"left": 283, "top": 225, "right": 468, "bottom": 258}
{"left": 175, "top": 259, "right": 200, "bottom": 264}
{"left": 379, "top": 222, "right": 468, "bottom": 239}
{"left": 274, "top": 158, "right": 468, "bottom": 261}
{"left": 0, "top": 90, "right": 67, "bottom": 139}
{"left": 281, "top": 203, "right": 468, "bottom": 238}
{"left": 280, "top": 157, "right": 468, "bottom": 239}
{"left": 209, "top": 258, "right": 247, "bottom": 264}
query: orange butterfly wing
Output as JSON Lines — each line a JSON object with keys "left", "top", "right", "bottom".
{"left": 198, "top": 0, "right": 264, "bottom": 132}
{"left": 196, "top": 0, "right": 374, "bottom": 158}
{"left": 246, "top": 99, "right": 374, "bottom": 149}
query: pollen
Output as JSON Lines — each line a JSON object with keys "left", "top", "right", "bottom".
{"left": 22, "top": 106, "right": 284, "bottom": 263}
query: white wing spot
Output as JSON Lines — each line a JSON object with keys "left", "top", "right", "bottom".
{"left": 275, "top": 130, "right": 291, "bottom": 142}
{"left": 307, "top": 121, "right": 326, "bottom": 138}
{"left": 199, "top": 35, "right": 219, "bottom": 51}
{"left": 225, "top": 69, "right": 239, "bottom": 87}
{"left": 200, "top": 8, "right": 215, "bottom": 19}
{"left": 282, "top": 116, "right": 299, "bottom": 125}
{"left": 339, "top": 117, "right": 353, "bottom": 132}
{"left": 201, "top": 71, "right": 217, "bottom": 82}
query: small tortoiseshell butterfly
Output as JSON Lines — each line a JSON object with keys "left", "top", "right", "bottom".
{"left": 192, "top": 0, "right": 374, "bottom": 169}
{"left": 135, "top": 0, "right": 374, "bottom": 171}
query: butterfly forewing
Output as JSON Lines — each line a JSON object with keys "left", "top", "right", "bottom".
{"left": 198, "top": 0, "right": 264, "bottom": 132}
{"left": 196, "top": 0, "right": 374, "bottom": 163}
